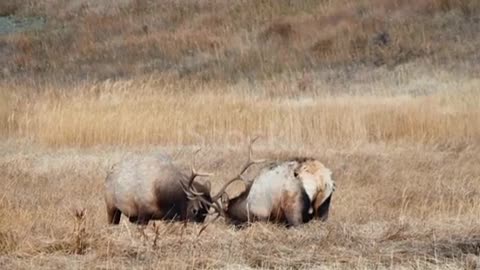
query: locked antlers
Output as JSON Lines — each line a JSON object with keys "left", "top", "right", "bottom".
{"left": 198, "top": 137, "right": 266, "bottom": 236}
{"left": 179, "top": 137, "right": 266, "bottom": 227}
{"left": 179, "top": 149, "right": 224, "bottom": 214}
{"left": 212, "top": 137, "right": 266, "bottom": 201}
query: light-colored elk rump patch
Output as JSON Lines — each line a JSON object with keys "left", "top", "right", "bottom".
{"left": 104, "top": 154, "right": 213, "bottom": 225}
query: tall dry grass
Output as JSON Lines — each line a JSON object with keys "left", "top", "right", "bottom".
{"left": 0, "top": 140, "right": 479, "bottom": 268}
{"left": 0, "top": 72, "right": 479, "bottom": 268}
{"left": 1, "top": 76, "right": 479, "bottom": 148}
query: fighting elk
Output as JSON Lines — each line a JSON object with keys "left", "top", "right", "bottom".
{"left": 186, "top": 139, "right": 335, "bottom": 229}
{"left": 104, "top": 152, "right": 214, "bottom": 225}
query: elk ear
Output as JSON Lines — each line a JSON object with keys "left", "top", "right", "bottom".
{"left": 204, "top": 180, "right": 211, "bottom": 192}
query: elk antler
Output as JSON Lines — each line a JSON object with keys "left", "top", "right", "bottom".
{"left": 197, "top": 213, "right": 222, "bottom": 237}
{"left": 179, "top": 148, "right": 213, "bottom": 197}
{"left": 197, "top": 138, "right": 266, "bottom": 232}
{"left": 188, "top": 148, "right": 213, "bottom": 188}
{"left": 212, "top": 137, "right": 266, "bottom": 201}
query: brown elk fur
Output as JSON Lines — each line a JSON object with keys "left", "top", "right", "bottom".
{"left": 216, "top": 157, "right": 335, "bottom": 227}
{"left": 104, "top": 154, "right": 213, "bottom": 225}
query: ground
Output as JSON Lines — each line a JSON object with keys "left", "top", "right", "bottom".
{"left": 1, "top": 0, "right": 480, "bottom": 269}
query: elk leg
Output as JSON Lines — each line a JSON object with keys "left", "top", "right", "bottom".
{"left": 315, "top": 194, "right": 332, "bottom": 221}
{"left": 129, "top": 210, "right": 153, "bottom": 225}
{"left": 283, "top": 207, "right": 302, "bottom": 227}
{"left": 129, "top": 216, "right": 139, "bottom": 223}
{"left": 282, "top": 191, "right": 305, "bottom": 227}
{"left": 107, "top": 205, "right": 121, "bottom": 225}
{"left": 136, "top": 214, "right": 151, "bottom": 225}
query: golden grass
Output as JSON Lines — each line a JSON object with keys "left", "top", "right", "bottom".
{"left": 0, "top": 141, "right": 479, "bottom": 269}
{"left": 0, "top": 71, "right": 479, "bottom": 268}
{"left": 1, "top": 0, "right": 480, "bottom": 268}
{"left": 1, "top": 76, "right": 479, "bottom": 148}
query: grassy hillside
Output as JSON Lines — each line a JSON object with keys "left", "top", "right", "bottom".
{"left": 0, "top": 0, "right": 479, "bottom": 83}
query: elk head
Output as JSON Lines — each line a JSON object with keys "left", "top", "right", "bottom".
{"left": 179, "top": 149, "right": 215, "bottom": 223}
{"left": 184, "top": 138, "right": 266, "bottom": 233}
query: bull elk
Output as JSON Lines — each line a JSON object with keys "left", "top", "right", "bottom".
{"left": 104, "top": 152, "right": 215, "bottom": 225}
{"left": 187, "top": 139, "right": 335, "bottom": 229}
{"left": 245, "top": 157, "right": 335, "bottom": 223}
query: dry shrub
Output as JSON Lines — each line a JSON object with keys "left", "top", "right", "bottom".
{"left": 72, "top": 208, "right": 88, "bottom": 254}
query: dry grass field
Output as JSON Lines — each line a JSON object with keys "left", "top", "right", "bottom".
{"left": 1, "top": 0, "right": 480, "bottom": 269}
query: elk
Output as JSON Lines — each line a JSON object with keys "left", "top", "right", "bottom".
{"left": 104, "top": 152, "right": 215, "bottom": 225}
{"left": 249, "top": 157, "right": 335, "bottom": 223}
{"left": 186, "top": 139, "right": 335, "bottom": 229}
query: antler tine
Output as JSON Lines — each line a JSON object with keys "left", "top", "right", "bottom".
{"left": 187, "top": 148, "right": 213, "bottom": 189}
{"left": 196, "top": 196, "right": 229, "bottom": 237}
{"left": 189, "top": 181, "right": 226, "bottom": 217}
{"left": 179, "top": 149, "right": 213, "bottom": 199}
{"left": 243, "top": 136, "right": 267, "bottom": 173}
{"left": 212, "top": 137, "right": 266, "bottom": 201}
{"left": 193, "top": 194, "right": 225, "bottom": 217}
{"left": 181, "top": 178, "right": 225, "bottom": 218}
{"left": 179, "top": 180, "right": 204, "bottom": 198}
{"left": 211, "top": 177, "right": 244, "bottom": 202}
{"left": 179, "top": 180, "right": 196, "bottom": 199}
{"left": 197, "top": 213, "right": 221, "bottom": 237}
